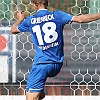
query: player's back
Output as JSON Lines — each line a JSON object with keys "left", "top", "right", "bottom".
{"left": 27, "top": 9, "right": 73, "bottom": 64}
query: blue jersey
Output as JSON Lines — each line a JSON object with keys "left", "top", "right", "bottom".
{"left": 18, "top": 9, "right": 74, "bottom": 64}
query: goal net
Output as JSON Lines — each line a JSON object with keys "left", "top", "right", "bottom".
{"left": 0, "top": 0, "right": 100, "bottom": 96}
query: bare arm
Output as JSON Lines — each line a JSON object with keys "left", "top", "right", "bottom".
{"left": 11, "top": 11, "right": 25, "bottom": 34}
{"left": 72, "top": 13, "right": 100, "bottom": 23}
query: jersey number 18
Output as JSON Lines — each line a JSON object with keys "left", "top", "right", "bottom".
{"left": 32, "top": 22, "right": 58, "bottom": 45}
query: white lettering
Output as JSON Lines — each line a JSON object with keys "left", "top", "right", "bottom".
{"left": 38, "top": 42, "right": 58, "bottom": 50}
{"left": 31, "top": 18, "right": 37, "bottom": 24}
{"left": 31, "top": 14, "right": 55, "bottom": 24}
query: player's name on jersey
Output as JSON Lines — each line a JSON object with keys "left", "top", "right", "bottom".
{"left": 38, "top": 42, "right": 58, "bottom": 50}
{"left": 31, "top": 14, "right": 54, "bottom": 24}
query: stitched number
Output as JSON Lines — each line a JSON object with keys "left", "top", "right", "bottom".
{"left": 32, "top": 25, "right": 44, "bottom": 45}
{"left": 32, "top": 22, "right": 58, "bottom": 45}
{"left": 42, "top": 22, "right": 58, "bottom": 44}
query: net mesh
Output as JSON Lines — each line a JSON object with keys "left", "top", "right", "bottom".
{"left": 0, "top": 0, "right": 100, "bottom": 96}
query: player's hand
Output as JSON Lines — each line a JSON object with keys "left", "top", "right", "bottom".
{"left": 17, "top": 11, "right": 25, "bottom": 22}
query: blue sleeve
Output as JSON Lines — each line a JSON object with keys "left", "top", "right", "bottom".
{"left": 17, "top": 17, "right": 30, "bottom": 32}
{"left": 57, "top": 10, "right": 74, "bottom": 25}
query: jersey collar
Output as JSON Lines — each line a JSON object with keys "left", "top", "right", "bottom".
{"left": 37, "top": 9, "right": 48, "bottom": 12}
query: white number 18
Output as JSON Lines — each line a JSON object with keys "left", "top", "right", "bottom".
{"left": 32, "top": 22, "right": 58, "bottom": 45}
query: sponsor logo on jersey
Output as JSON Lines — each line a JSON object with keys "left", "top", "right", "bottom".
{"left": 38, "top": 42, "right": 58, "bottom": 50}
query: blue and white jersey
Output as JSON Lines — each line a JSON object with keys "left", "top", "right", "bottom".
{"left": 17, "top": 9, "right": 74, "bottom": 64}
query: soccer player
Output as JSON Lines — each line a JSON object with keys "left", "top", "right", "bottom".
{"left": 11, "top": 0, "right": 100, "bottom": 100}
